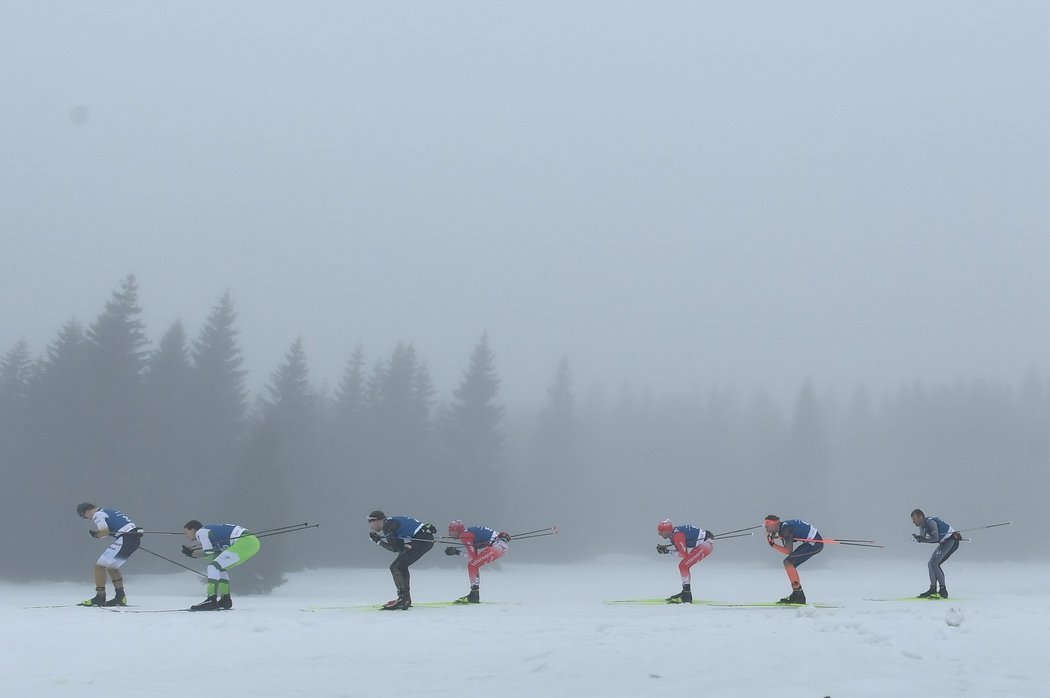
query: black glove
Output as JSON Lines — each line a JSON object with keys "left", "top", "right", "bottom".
{"left": 704, "top": 530, "right": 714, "bottom": 541}
{"left": 445, "top": 546, "right": 461, "bottom": 556}
{"left": 656, "top": 544, "right": 671, "bottom": 555}
{"left": 767, "top": 532, "right": 777, "bottom": 547}
{"left": 497, "top": 531, "right": 511, "bottom": 543}
{"left": 181, "top": 545, "right": 195, "bottom": 558}
{"left": 952, "top": 532, "right": 962, "bottom": 541}
{"left": 912, "top": 534, "right": 921, "bottom": 542}
{"left": 369, "top": 531, "right": 382, "bottom": 543}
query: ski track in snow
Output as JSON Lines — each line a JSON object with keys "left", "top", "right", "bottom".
{"left": 2, "top": 558, "right": 1047, "bottom": 697}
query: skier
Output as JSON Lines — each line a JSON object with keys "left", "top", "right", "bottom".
{"left": 444, "top": 520, "right": 510, "bottom": 603}
{"left": 910, "top": 509, "right": 962, "bottom": 599}
{"left": 76, "top": 503, "right": 142, "bottom": 607}
{"left": 368, "top": 510, "right": 436, "bottom": 610}
{"left": 656, "top": 519, "right": 714, "bottom": 604}
{"left": 764, "top": 514, "right": 823, "bottom": 604}
{"left": 181, "top": 520, "right": 261, "bottom": 611}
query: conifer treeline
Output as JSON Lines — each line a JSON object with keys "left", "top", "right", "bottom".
{"left": 1, "top": 276, "right": 1045, "bottom": 587}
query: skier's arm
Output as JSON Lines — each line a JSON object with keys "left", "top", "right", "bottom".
{"left": 672, "top": 531, "right": 688, "bottom": 556}
{"left": 91, "top": 511, "right": 111, "bottom": 538}
{"left": 914, "top": 521, "right": 938, "bottom": 543}
{"left": 379, "top": 520, "right": 404, "bottom": 552}
{"left": 768, "top": 527, "right": 791, "bottom": 555}
{"left": 461, "top": 532, "right": 478, "bottom": 559}
{"left": 195, "top": 529, "right": 214, "bottom": 552}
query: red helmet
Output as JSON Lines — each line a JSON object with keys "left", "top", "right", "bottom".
{"left": 448, "top": 520, "right": 466, "bottom": 537}
{"left": 657, "top": 519, "right": 674, "bottom": 537}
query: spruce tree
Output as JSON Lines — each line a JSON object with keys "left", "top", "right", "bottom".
{"left": 236, "top": 338, "right": 316, "bottom": 591}
{"left": 84, "top": 274, "right": 150, "bottom": 496}
{"left": 440, "top": 334, "right": 505, "bottom": 520}
{"left": 142, "top": 320, "right": 196, "bottom": 525}
{"left": 189, "top": 291, "right": 248, "bottom": 513}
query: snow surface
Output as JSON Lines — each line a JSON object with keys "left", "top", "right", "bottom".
{"left": 3, "top": 557, "right": 1047, "bottom": 697}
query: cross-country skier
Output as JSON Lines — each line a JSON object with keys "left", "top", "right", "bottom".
{"left": 910, "top": 509, "right": 962, "bottom": 599}
{"left": 764, "top": 514, "right": 823, "bottom": 604}
{"left": 368, "top": 510, "right": 436, "bottom": 610}
{"left": 182, "top": 520, "right": 261, "bottom": 611}
{"left": 656, "top": 519, "right": 714, "bottom": 604}
{"left": 76, "top": 503, "right": 142, "bottom": 607}
{"left": 444, "top": 520, "right": 510, "bottom": 604}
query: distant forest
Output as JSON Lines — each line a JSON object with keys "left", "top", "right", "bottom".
{"left": 1, "top": 275, "right": 1044, "bottom": 588}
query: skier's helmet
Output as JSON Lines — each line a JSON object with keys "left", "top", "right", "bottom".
{"left": 448, "top": 520, "right": 466, "bottom": 537}
{"left": 77, "top": 502, "right": 96, "bottom": 517}
{"left": 657, "top": 519, "right": 674, "bottom": 537}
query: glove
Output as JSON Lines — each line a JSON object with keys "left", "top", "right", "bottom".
{"left": 656, "top": 544, "right": 671, "bottom": 555}
{"left": 445, "top": 546, "right": 461, "bottom": 556}
{"left": 704, "top": 530, "right": 714, "bottom": 541}
{"left": 369, "top": 531, "right": 382, "bottom": 543}
{"left": 181, "top": 545, "right": 195, "bottom": 558}
{"left": 912, "top": 534, "right": 921, "bottom": 542}
{"left": 90, "top": 530, "right": 100, "bottom": 539}
{"left": 497, "top": 531, "right": 511, "bottom": 543}
{"left": 952, "top": 532, "right": 962, "bottom": 541}
{"left": 767, "top": 532, "right": 777, "bottom": 547}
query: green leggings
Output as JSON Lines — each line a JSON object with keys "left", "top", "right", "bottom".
{"left": 206, "top": 534, "right": 260, "bottom": 595}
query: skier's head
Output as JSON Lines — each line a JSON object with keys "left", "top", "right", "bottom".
{"left": 448, "top": 520, "right": 466, "bottom": 538}
{"left": 657, "top": 519, "right": 674, "bottom": 538}
{"left": 910, "top": 509, "right": 926, "bottom": 526}
{"left": 77, "top": 502, "right": 97, "bottom": 518}
{"left": 763, "top": 515, "right": 781, "bottom": 533}
{"left": 183, "top": 520, "right": 203, "bottom": 540}
{"left": 368, "top": 510, "right": 386, "bottom": 533}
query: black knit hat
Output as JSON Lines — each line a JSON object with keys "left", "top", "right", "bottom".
{"left": 76, "top": 502, "right": 96, "bottom": 517}
{"left": 368, "top": 510, "right": 386, "bottom": 522}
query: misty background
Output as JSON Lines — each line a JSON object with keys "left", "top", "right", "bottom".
{"left": 1, "top": 3, "right": 1047, "bottom": 587}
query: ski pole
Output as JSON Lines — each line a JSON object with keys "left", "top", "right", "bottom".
{"left": 711, "top": 531, "right": 753, "bottom": 540}
{"left": 794, "top": 537, "right": 884, "bottom": 548}
{"left": 956, "top": 522, "right": 1011, "bottom": 534}
{"left": 505, "top": 531, "right": 558, "bottom": 541}
{"left": 829, "top": 538, "right": 876, "bottom": 544}
{"left": 509, "top": 526, "right": 558, "bottom": 538}
{"left": 138, "top": 545, "right": 207, "bottom": 577}
{"left": 141, "top": 522, "right": 314, "bottom": 536}
{"left": 712, "top": 525, "right": 763, "bottom": 537}
{"left": 255, "top": 524, "right": 319, "bottom": 540}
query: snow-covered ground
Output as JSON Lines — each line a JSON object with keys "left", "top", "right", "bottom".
{"left": 3, "top": 556, "right": 1047, "bottom": 697}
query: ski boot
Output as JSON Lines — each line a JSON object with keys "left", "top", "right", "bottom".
{"left": 79, "top": 591, "right": 107, "bottom": 607}
{"left": 936, "top": 587, "right": 948, "bottom": 599}
{"left": 103, "top": 591, "right": 127, "bottom": 607}
{"left": 381, "top": 593, "right": 411, "bottom": 610}
{"left": 217, "top": 594, "right": 233, "bottom": 610}
{"left": 917, "top": 586, "right": 938, "bottom": 599}
{"left": 666, "top": 590, "right": 693, "bottom": 604}
{"left": 777, "top": 589, "right": 806, "bottom": 605}
{"left": 455, "top": 587, "right": 480, "bottom": 604}
{"left": 190, "top": 595, "right": 220, "bottom": 611}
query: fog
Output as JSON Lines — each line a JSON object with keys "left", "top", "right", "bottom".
{"left": 0, "top": 3, "right": 1046, "bottom": 583}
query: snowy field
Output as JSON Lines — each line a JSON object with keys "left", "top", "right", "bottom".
{"left": 3, "top": 556, "right": 1047, "bottom": 697}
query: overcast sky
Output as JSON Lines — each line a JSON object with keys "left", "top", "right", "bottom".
{"left": 1, "top": 2, "right": 1047, "bottom": 405}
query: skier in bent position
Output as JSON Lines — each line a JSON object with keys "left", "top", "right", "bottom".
{"left": 444, "top": 520, "right": 510, "bottom": 603}
{"left": 182, "top": 520, "right": 261, "bottom": 611}
{"left": 657, "top": 519, "right": 714, "bottom": 604}
{"left": 764, "top": 514, "right": 823, "bottom": 605}
{"left": 77, "top": 503, "right": 142, "bottom": 607}
{"left": 910, "top": 509, "right": 961, "bottom": 599}
{"left": 368, "top": 510, "right": 436, "bottom": 610}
